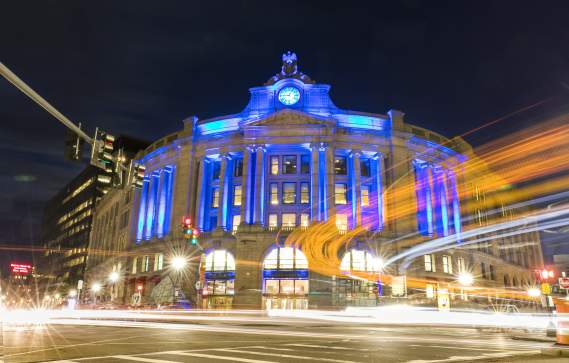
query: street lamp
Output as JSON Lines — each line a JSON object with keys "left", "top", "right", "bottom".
{"left": 109, "top": 271, "right": 119, "bottom": 283}
{"left": 528, "top": 288, "right": 541, "bottom": 297}
{"left": 171, "top": 256, "right": 187, "bottom": 271}
{"left": 457, "top": 272, "right": 474, "bottom": 286}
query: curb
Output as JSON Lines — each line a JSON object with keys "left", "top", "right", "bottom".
{"left": 541, "top": 346, "right": 569, "bottom": 357}
{"left": 511, "top": 336, "right": 556, "bottom": 343}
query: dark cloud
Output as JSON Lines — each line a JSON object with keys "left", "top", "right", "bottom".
{"left": 2, "top": 0, "right": 569, "bottom": 269}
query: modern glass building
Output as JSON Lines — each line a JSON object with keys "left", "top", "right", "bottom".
{"left": 117, "top": 52, "right": 543, "bottom": 310}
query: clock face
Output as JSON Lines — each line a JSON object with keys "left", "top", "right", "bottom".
{"left": 278, "top": 86, "right": 301, "bottom": 105}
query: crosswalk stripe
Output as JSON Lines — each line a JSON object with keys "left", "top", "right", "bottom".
{"left": 111, "top": 356, "right": 182, "bottom": 363}
{"left": 215, "top": 348, "right": 361, "bottom": 363}
{"left": 167, "top": 351, "right": 279, "bottom": 363}
{"left": 409, "top": 344, "right": 508, "bottom": 352}
{"left": 287, "top": 343, "right": 367, "bottom": 351}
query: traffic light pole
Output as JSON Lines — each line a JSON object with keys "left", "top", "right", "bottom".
{"left": 0, "top": 62, "right": 93, "bottom": 145}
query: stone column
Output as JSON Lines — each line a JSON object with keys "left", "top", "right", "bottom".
{"left": 194, "top": 157, "right": 206, "bottom": 231}
{"left": 374, "top": 153, "right": 385, "bottom": 231}
{"left": 325, "top": 144, "right": 335, "bottom": 220}
{"left": 351, "top": 150, "right": 362, "bottom": 227}
{"left": 240, "top": 146, "right": 253, "bottom": 224}
{"left": 253, "top": 145, "right": 266, "bottom": 224}
{"left": 216, "top": 154, "right": 229, "bottom": 231}
{"left": 310, "top": 143, "right": 320, "bottom": 221}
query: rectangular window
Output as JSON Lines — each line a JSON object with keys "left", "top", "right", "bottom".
{"left": 154, "top": 253, "right": 164, "bottom": 271}
{"left": 480, "top": 262, "right": 487, "bottom": 279}
{"left": 282, "top": 155, "right": 297, "bottom": 174}
{"left": 295, "top": 280, "right": 309, "bottom": 295}
{"left": 234, "top": 159, "right": 243, "bottom": 177}
{"left": 270, "top": 156, "right": 279, "bottom": 175}
{"left": 282, "top": 182, "right": 296, "bottom": 204}
{"left": 132, "top": 257, "right": 138, "bottom": 274}
{"left": 457, "top": 257, "right": 466, "bottom": 273}
{"left": 335, "top": 183, "right": 347, "bottom": 204}
{"left": 425, "top": 283, "right": 436, "bottom": 298}
{"left": 300, "top": 213, "right": 310, "bottom": 227}
{"left": 233, "top": 185, "right": 242, "bottom": 206}
{"left": 424, "top": 254, "right": 435, "bottom": 272}
{"left": 282, "top": 213, "right": 296, "bottom": 228}
{"left": 336, "top": 214, "right": 348, "bottom": 232}
{"left": 442, "top": 255, "right": 452, "bottom": 274}
{"left": 232, "top": 215, "right": 241, "bottom": 232}
{"left": 361, "top": 185, "right": 370, "bottom": 207}
{"left": 211, "top": 188, "right": 220, "bottom": 208}
{"left": 212, "top": 161, "right": 221, "bottom": 180}
{"left": 334, "top": 156, "right": 347, "bottom": 175}
{"left": 300, "top": 182, "right": 310, "bottom": 204}
{"left": 270, "top": 183, "right": 279, "bottom": 205}
{"left": 268, "top": 214, "right": 278, "bottom": 228}
{"left": 265, "top": 279, "right": 279, "bottom": 294}
{"left": 143, "top": 256, "right": 150, "bottom": 272}
{"left": 300, "top": 155, "right": 310, "bottom": 174}
{"left": 490, "top": 265, "right": 496, "bottom": 280}
{"left": 360, "top": 159, "right": 371, "bottom": 177}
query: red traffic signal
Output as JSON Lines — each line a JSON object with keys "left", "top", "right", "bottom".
{"left": 136, "top": 284, "right": 143, "bottom": 291}
{"left": 183, "top": 217, "right": 191, "bottom": 226}
{"left": 536, "top": 269, "right": 555, "bottom": 281}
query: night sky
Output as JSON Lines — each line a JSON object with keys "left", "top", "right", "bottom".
{"left": 2, "top": 1, "right": 569, "bottom": 270}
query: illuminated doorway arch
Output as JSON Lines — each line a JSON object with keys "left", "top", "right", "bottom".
{"left": 262, "top": 246, "right": 309, "bottom": 310}
{"left": 200, "top": 250, "right": 235, "bottom": 309}
{"left": 336, "top": 249, "right": 382, "bottom": 307}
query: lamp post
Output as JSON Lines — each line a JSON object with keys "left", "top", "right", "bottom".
{"left": 108, "top": 271, "right": 120, "bottom": 303}
{"left": 170, "top": 256, "right": 187, "bottom": 305}
{"left": 91, "top": 282, "right": 101, "bottom": 305}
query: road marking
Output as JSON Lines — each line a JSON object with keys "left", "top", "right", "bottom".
{"left": 214, "top": 348, "right": 360, "bottom": 362}
{"left": 287, "top": 343, "right": 368, "bottom": 351}
{"left": 167, "top": 351, "right": 279, "bottom": 362}
{"left": 112, "top": 356, "right": 182, "bottom": 363}
{"left": 405, "top": 350, "right": 540, "bottom": 363}
{"left": 409, "top": 344, "right": 508, "bottom": 352}
{"left": 244, "top": 345, "right": 295, "bottom": 351}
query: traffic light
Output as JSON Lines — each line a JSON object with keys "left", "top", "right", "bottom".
{"left": 535, "top": 268, "right": 555, "bottom": 282}
{"left": 90, "top": 128, "right": 115, "bottom": 172}
{"left": 132, "top": 163, "right": 146, "bottom": 189}
{"left": 64, "top": 123, "right": 84, "bottom": 162}
{"left": 182, "top": 217, "right": 199, "bottom": 245}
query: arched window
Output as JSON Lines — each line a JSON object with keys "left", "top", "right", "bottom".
{"left": 262, "top": 247, "right": 309, "bottom": 304}
{"left": 201, "top": 250, "right": 235, "bottom": 297}
{"left": 203, "top": 250, "right": 235, "bottom": 272}
{"left": 503, "top": 274, "right": 510, "bottom": 287}
{"left": 263, "top": 247, "right": 308, "bottom": 270}
{"left": 512, "top": 276, "right": 518, "bottom": 287}
{"left": 340, "top": 249, "right": 382, "bottom": 272}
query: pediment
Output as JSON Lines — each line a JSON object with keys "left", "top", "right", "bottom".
{"left": 243, "top": 109, "right": 336, "bottom": 128}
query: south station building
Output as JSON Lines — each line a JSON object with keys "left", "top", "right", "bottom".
{"left": 85, "top": 52, "right": 543, "bottom": 310}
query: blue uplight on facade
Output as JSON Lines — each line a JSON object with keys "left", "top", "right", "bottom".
{"left": 262, "top": 269, "right": 309, "bottom": 279}
{"left": 136, "top": 178, "right": 149, "bottom": 242}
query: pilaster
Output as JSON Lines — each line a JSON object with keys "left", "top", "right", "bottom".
{"left": 253, "top": 145, "right": 266, "bottom": 224}
{"left": 310, "top": 143, "right": 321, "bottom": 221}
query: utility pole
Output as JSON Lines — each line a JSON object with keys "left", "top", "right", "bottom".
{"left": 0, "top": 62, "right": 92, "bottom": 145}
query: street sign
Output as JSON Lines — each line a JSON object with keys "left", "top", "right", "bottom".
{"left": 559, "top": 277, "right": 569, "bottom": 289}
{"left": 541, "top": 282, "right": 552, "bottom": 295}
{"left": 77, "top": 280, "right": 83, "bottom": 290}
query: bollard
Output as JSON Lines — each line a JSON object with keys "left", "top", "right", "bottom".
{"left": 556, "top": 302, "right": 569, "bottom": 345}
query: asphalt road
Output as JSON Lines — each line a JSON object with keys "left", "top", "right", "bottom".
{"left": 0, "top": 313, "right": 562, "bottom": 363}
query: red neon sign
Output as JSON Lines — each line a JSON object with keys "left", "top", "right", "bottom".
{"left": 11, "top": 263, "right": 32, "bottom": 274}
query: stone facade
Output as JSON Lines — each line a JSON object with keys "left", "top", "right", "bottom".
{"left": 87, "top": 53, "right": 544, "bottom": 310}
